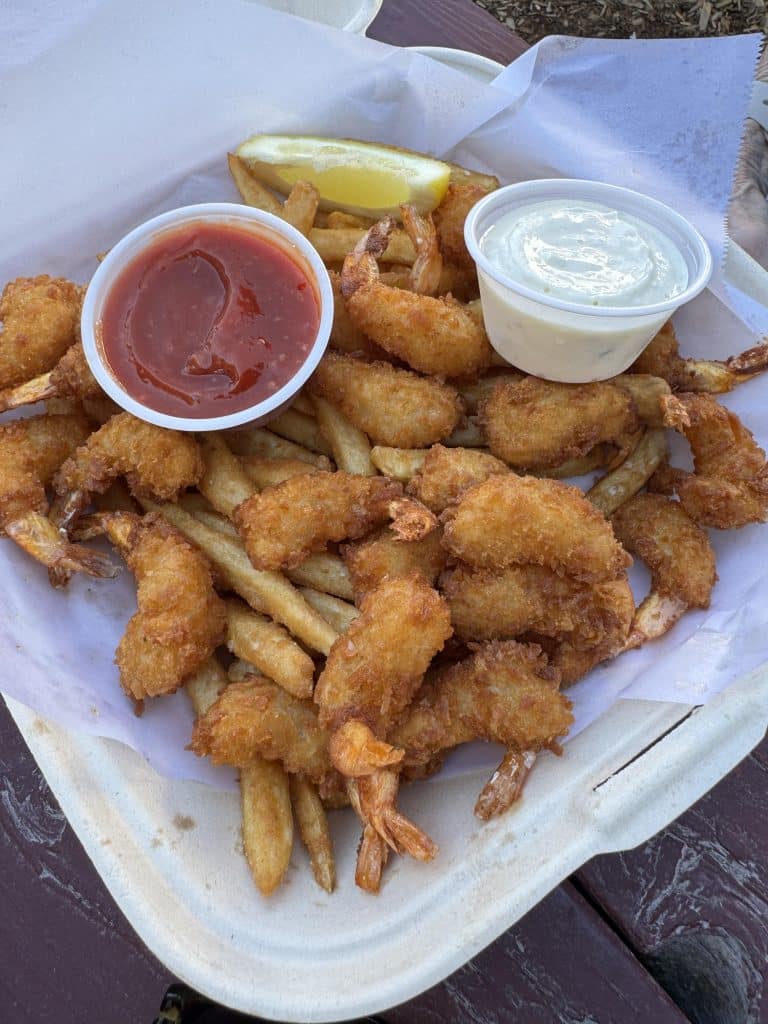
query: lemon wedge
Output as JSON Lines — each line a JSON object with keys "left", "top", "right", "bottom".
{"left": 235, "top": 134, "right": 451, "bottom": 219}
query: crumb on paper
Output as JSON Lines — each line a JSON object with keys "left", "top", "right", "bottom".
{"left": 173, "top": 813, "right": 196, "bottom": 831}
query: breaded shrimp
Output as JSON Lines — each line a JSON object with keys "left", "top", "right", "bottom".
{"left": 651, "top": 393, "right": 768, "bottom": 528}
{"left": 0, "top": 412, "right": 118, "bottom": 584}
{"left": 327, "top": 271, "right": 384, "bottom": 358}
{"left": 0, "top": 342, "right": 101, "bottom": 413}
{"left": 52, "top": 411, "right": 203, "bottom": 529}
{"left": 308, "top": 352, "right": 463, "bottom": 449}
{"left": 315, "top": 573, "right": 452, "bottom": 858}
{"left": 390, "top": 640, "right": 573, "bottom": 818}
{"left": 442, "top": 474, "right": 632, "bottom": 582}
{"left": 481, "top": 377, "right": 640, "bottom": 470}
{"left": 612, "top": 493, "right": 717, "bottom": 647}
{"left": 632, "top": 321, "right": 768, "bottom": 393}
{"left": 79, "top": 512, "right": 226, "bottom": 700}
{"left": 341, "top": 216, "right": 492, "bottom": 378}
{"left": 0, "top": 276, "right": 82, "bottom": 388}
{"left": 234, "top": 471, "right": 426, "bottom": 571}
{"left": 343, "top": 524, "right": 446, "bottom": 598}
{"left": 406, "top": 444, "right": 508, "bottom": 513}
{"left": 191, "top": 676, "right": 336, "bottom": 788}
{"left": 442, "top": 562, "right": 632, "bottom": 649}
{"left": 433, "top": 183, "right": 491, "bottom": 269}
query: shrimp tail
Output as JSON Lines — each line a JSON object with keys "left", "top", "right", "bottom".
{"left": 474, "top": 749, "right": 537, "bottom": 820}
{"left": 330, "top": 720, "right": 404, "bottom": 777}
{"left": 340, "top": 217, "right": 396, "bottom": 299}
{"left": 356, "top": 769, "right": 438, "bottom": 861}
{"left": 6, "top": 512, "right": 120, "bottom": 588}
{"left": 625, "top": 592, "right": 689, "bottom": 650}
{"left": 355, "top": 824, "right": 389, "bottom": 893}
{"left": 0, "top": 371, "right": 56, "bottom": 413}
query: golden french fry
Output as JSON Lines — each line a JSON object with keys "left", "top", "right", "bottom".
{"left": 587, "top": 429, "right": 668, "bottom": 516}
{"left": 534, "top": 447, "right": 612, "bottom": 480}
{"left": 613, "top": 373, "right": 680, "bottom": 428}
{"left": 298, "top": 586, "right": 359, "bottom": 633}
{"left": 290, "top": 392, "right": 315, "bottom": 416}
{"left": 458, "top": 372, "right": 524, "bottom": 415}
{"left": 370, "top": 446, "right": 427, "bottom": 482}
{"left": 199, "top": 434, "right": 256, "bottom": 517}
{"left": 240, "top": 455, "right": 321, "bottom": 488}
{"left": 226, "top": 426, "right": 332, "bottom": 468}
{"left": 267, "top": 408, "right": 334, "bottom": 456}
{"left": 326, "top": 211, "right": 374, "bottom": 229}
{"left": 447, "top": 162, "right": 500, "bottom": 192}
{"left": 444, "top": 417, "right": 485, "bottom": 448}
{"left": 308, "top": 227, "right": 415, "bottom": 264}
{"left": 241, "top": 758, "right": 294, "bottom": 896}
{"left": 285, "top": 551, "right": 354, "bottom": 601}
{"left": 290, "top": 775, "right": 336, "bottom": 893}
{"left": 282, "top": 180, "right": 320, "bottom": 236}
{"left": 145, "top": 500, "right": 338, "bottom": 655}
{"left": 225, "top": 598, "right": 314, "bottom": 700}
{"left": 179, "top": 492, "right": 240, "bottom": 536}
{"left": 186, "top": 657, "right": 229, "bottom": 717}
{"left": 311, "top": 394, "right": 376, "bottom": 476}
{"left": 228, "top": 153, "right": 282, "bottom": 215}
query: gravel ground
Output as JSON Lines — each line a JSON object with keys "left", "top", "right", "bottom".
{"left": 476, "top": 0, "right": 768, "bottom": 43}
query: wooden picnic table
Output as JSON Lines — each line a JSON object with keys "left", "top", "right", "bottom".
{"left": 1, "top": 3, "right": 766, "bottom": 1022}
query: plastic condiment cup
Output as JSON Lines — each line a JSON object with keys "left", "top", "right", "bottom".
{"left": 81, "top": 203, "right": 333, "bottom": 432}
{"left": 464, "top": 179, "right": 713, "bottom": 383}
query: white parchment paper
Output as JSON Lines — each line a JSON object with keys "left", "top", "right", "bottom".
{"left": 0, "top": 1, "right": 765, "bottom": 786}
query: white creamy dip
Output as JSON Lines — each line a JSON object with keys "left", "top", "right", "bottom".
{"left": 479, "top": 199, "right": 689, "bottom": 309}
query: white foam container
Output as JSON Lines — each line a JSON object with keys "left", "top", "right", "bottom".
{"left": 6, "top": 659, "right": 768, "bottom": 1021}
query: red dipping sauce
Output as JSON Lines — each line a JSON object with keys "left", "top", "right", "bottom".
{"left": 98, "top": 221, "right": 320, "bottom": 418}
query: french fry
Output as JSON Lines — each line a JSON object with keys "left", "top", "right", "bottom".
{"left": 447, "top": 162, "right": 500, "bottom": 192}
{"left": 282, "top": 180, "right": 320, "bottom": 236}
{"left": 534, "top": 447, "right": 612, "bottom": 480}
{"left": 458, "top": 372, "right": 524, "bottom": 415}
{"left": 226, "top": 426, "right": 332, "bottom": 468}
{"left": 179, "top": 492, "right": 240, "bottom": 536}
{"left": 290, "top": 775, "right": 336, "bottom": 893}
{"left": 227, "top": 153, "right": 282, "bottom": 215}
{"left": 241, "top": 758, "right": 294, "bottom": 896}
{"left": 444, "top": 417, "right": 485, "bottom": 448}
{"left": 264, "top": 409, "right": 334, "bottom": 457}
{"left": 186, "top": 657, "right": 229, "bottom": 717}
{"left": 285, "top": 551, "right": 354, "bottom": 601}
{"left": 370, "top": 446, "right": 427, "bottom": 481}
{"left": 587, "top": 429, "right": 668, "bottom": 516}
{"left": 145, "top": 500, "right": 338, "bottom": 655}
{"left": 613, "top": 373, "right": 682, "bottom": 428}
{"left": 290, "top": 392, "right": 315, "bottom": 416}
{"left": 299, "top": 587, "right": 359, "bottom": 633}
{"left": 199, "top": 434, "right": 256, "bottom": 517}
{"left": 308, "top": 227, "right": 415, "bottom": 265}
{"left": 311, "top": 394, "right": 376, "bottom": 476}
{"left": 240, "top": 455, "right": 321, "bottom": 488}
{"left": 326, "top": 211, "right": 374, "bottom": 229}
{"left": 225, "top": 598, "right": 314, "bottom": 699}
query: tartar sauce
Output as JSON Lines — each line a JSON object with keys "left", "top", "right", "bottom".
{"left": 479, "top": 199, "right": 689, "bottom": 308}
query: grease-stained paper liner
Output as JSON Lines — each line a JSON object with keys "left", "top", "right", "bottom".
{"left": 0, "top": 2, "right": 765, "bottom": 788}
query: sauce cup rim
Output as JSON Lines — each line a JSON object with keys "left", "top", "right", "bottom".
{"left": 81, "top": 202, "right": 333, "bottom": 432}
{"left": 463, "top": 178, "right": 713, "bottom": 319}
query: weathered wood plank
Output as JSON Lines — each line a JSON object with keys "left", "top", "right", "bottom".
{"left": 0, "top": 706, "right": 172, "bottom": 1024}
{"left": 577, "top": 735, "right": 768, "bottom": 1024}
{"left": 385, "top": 882, "right": 689, "bottom": 1024}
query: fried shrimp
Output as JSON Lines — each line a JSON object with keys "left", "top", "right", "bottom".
{"left": 632, "top": 321, "right": 768, "bottom": 393}
{"left": 442, "top": 562, "right": 631, "bottom": 649}
{"left": 79, "top": 511, "right": 226, "bottom": 700}
{"left": 0, "top": 411, "right": 118, "bottom": 585}
{"left": 433, "top": 183, "right": 491, "bottom": 269}
{"left": 481, "top": 377, "right": 640, "bottom": 470}
{"left": 308, "top": 352, "right": 463, "bottom": 448}
{"left": 0, "top": 342, "right": 100, "bottom": 413}
{"left": 442, "top": 474, "right": 632, "bottom": 582}
{"left": 0, "top": 276, "right": 83, "bottom": 389}
{"left": 315, "top": 574, "right": 452, "bottom": 858}
{"left": 390, "top": 640, "right": 573, "bottom": 818}
{"left": 612, "top": 493, "right": 717, "bottom": 648}
{"left": 234, "top": 471, "right": 433, "bottom": 571}
{"left": 343, "top": 524, "right": 446, "bottom": 598}
{"left": 327, "top": 271, "right": 383, "bottom": 358}
{"left": 52, "top": 411, "right": 203, "bottom": 530}
{"left": 651, "top": 393, "right": 768, "bottom": 528}
{"left": 341, "top": 216, "right": 493, "bottom": 378}
{"left": 406, "top": 444, "right": 509, "bottom": 513}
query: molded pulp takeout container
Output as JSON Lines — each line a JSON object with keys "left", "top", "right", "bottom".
{"left": 81, "top": 203, "right": 333, "bottom": 432}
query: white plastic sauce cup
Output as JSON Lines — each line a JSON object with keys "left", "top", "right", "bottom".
{"left": 464, "top": 179, "right": 713, "bottom": 383}
{"left": 81, "top": 203, "right": 333, "bottom": 432}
